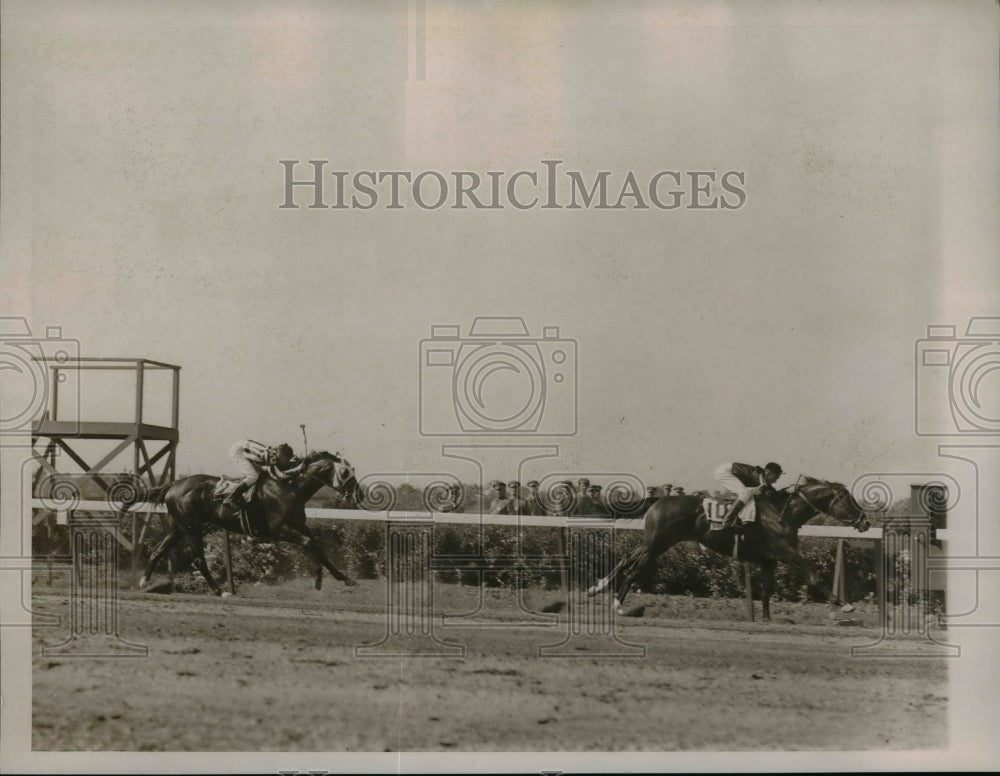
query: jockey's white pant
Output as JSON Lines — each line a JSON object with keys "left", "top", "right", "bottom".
{"left": 229, "top": 441, "right": 262, "bottom": 482}
{"left": 714, "top": 463, "right": 756, "bottom": 522}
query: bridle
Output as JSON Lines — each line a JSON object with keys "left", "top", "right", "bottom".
{"left": 294, "top": 453, "right": 353, "bottom": 495}
{"left": 783, "top": 479, "right": 866, "bottom": 529}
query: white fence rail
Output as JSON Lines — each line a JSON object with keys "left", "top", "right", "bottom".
{"left": 28, "top": 499, "right": 944, "bottom": 541}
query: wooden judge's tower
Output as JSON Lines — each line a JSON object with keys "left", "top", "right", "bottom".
{"left": 31, "top": 358, "right": 180, "bottom": 571}
{"left": 31, "top": 357, "right": 180, "bottom": 491}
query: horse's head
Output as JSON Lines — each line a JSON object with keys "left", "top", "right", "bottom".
{"left": 331, "top": 454, "right": 363, "bottom": 506}
{"left": 794, "top": 475, "right": 871, "bottom": 532}
{"left": 301, "top": 451, "right": 363, "bottom": 506}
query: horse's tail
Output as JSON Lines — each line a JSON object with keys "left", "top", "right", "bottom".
{"left": 119, "top": 482, "right": 172, "bottom": 512}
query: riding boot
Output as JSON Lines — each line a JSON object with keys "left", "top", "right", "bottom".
{"left": 722, "top": 498, "right": 746, "bottom": 529}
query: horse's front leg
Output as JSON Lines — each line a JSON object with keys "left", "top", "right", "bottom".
{"left": 278, "top": 526, "right": 358, "bottom": 588}
{"left": 779, "top": 551, "right": 838, "bottom": 609}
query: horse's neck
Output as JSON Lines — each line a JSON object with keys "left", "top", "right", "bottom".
{"left": 294, "top": 469, "right": 330, "bottom": 503}
{"left": 784, "top": 489, "right": 827, "bottom": 529}
{"left": 761, "top": 491, "right": 816, "bottom": 532}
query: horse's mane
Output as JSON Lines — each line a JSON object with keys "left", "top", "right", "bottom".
{"left": 795, "top": 475, "right": 846, "bottom": 490}
{"left": 763, "top": 476, "right": 844, "bottom": 512}
{"left": 302, "top": 450, "right": 342, "bottom": 466}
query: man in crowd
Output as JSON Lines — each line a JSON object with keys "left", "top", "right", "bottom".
{"left": 507, "top": 480, "right": 524, "bottom": 514}
{"left": 521, "top": 480, "right": 545, "bottom": 516}
{"left": 584, "top": 484, "right": 610, "bottom": 516}
{"left": 548, "top": 480, "right": 577, "bottom": 517}
{"left": 440, "top": 484, "right": 464, "bottom": 513}
{"left": 488, "top": 480, "right": 513, "bottom": 515}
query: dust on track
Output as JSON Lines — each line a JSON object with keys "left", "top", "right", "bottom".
{"left": 31, "top": 582, "right": 948, "bottom": 752}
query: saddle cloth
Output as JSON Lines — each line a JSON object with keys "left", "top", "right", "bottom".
{"left": 211, "top": 478, "right": 269, "bottom": 538}
{"left": 703, "top": 496, "right": 757, "bottom": 525}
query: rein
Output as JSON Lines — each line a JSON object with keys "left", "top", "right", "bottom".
{"left": 781, "top": 481, "right": 862, "bottom": 529}
{"left": 295, "top": 455, "right": 355, "bottom": 499}
{"left": 770, "top": 482, "right": 825, "bottom": 526}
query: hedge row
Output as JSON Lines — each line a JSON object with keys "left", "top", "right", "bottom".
{"left": 33, "top": 514, "right": 885, "bottom": 602}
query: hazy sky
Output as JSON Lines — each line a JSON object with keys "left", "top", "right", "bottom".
{"left": 4, "top": 1, "right": 997, "bottom": 495}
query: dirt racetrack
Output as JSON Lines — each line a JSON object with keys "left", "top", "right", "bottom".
{"left": 31, "top": 578, "right": 947, "bottom": 752}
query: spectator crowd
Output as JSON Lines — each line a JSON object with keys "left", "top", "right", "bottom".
{"left": 438, "top": 479, "right": 706, "bottom": 518}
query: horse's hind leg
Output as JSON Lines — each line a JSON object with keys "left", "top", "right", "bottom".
{"left": 188, "top": 530, "right": 225, "bottom": 596}
{"left": 614, "top": 547, "right": 653, "bottom": 609}
{"left": 587, "top": 552, "right": 630, "bottom": 598}
{"left": 760, "top": 559, "right": 777, "bottom": 622}
{"left": 140, "top": 527, "right": 185, "bottom": 589}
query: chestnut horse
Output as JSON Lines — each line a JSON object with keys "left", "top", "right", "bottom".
{"left": 122, "top": 450, "right": 363, "bottom": 596}
{"left": 587, "top": 476, "right": 871, "bottom": 620}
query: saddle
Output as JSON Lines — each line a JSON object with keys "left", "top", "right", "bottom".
{"left": 702, "top": 496, "right": 757, "bottom": 526}
{"left": 212, "top": 477, "right": 242, "bottom": 500}
{"left": 212, "top": 462, "right": 297, "bottom": 500}
{"left": 211, "top": 478, "right": 271, "bottom": 540}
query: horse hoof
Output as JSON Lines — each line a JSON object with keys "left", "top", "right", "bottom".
{"left": 586, "top": 587, "right": 597, "bottom": 597}
{"left": 345, "top": 578, "right": 358, "bottom": 587}
{"left": 221, "top": 591, "right": 233, "bottom": 598}
{"left": 138, "top": 576, "right": 148, "bottom": 589}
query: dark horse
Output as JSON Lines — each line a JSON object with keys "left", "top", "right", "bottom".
{"left": 587, "top": 476, "right": 871, "bottom": 620}
{"left": 122, "top": 451, "right": 363, "bottom": 596}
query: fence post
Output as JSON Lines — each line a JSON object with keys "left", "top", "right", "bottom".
{"left": 743, "top": 561, "right": 754, "bottom": 622}
{"left": 832, "top": 538, "right": 845, "bottom": 604}
{"left": 222, "top": 529, "right": 236, "bottom": 595}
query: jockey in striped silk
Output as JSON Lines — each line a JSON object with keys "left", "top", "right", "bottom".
{"left": 224, "top": 439, "right": 304, "bottom": 508}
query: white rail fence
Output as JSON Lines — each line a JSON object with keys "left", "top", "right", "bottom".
{"left": 31, "top": 499, "right": 948, "bottom": 541}
{"left": 28, "top": 499, "right": 953, "bottom": 656}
